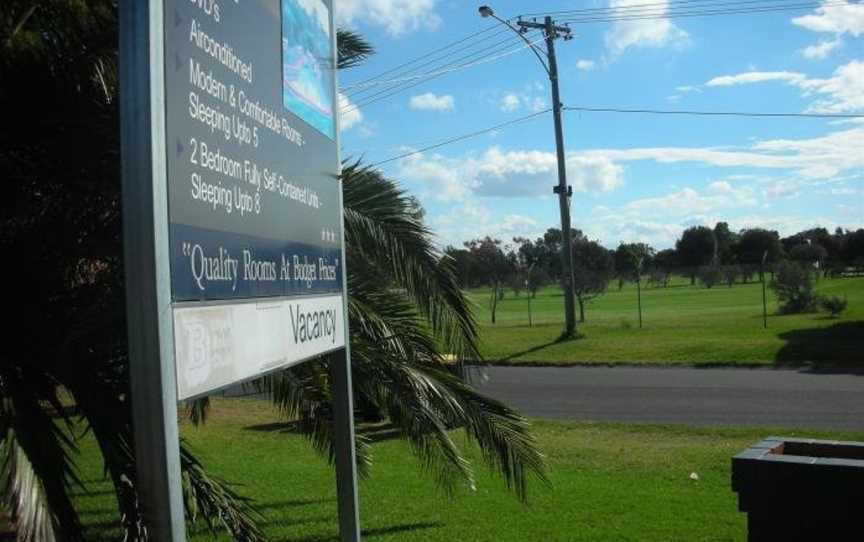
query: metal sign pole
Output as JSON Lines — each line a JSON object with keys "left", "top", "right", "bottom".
{"left": 119, "top": 0, "right": 187, "bottom": 539}
{"left": 121, "top": 0, "right": 359, "bottom": 538}
{"left": 330, "top": 11, "right": 362, "bottom": 539}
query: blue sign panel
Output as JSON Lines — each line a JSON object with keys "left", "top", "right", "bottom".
{"left": 164, "top": 0, "right": 342, "bottom": 303}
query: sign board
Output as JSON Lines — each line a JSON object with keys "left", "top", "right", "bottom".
{"left": 122, "top": 1, "right": 359, "bottom": 539}
{"left": 164, "top": 0, "right": 344, "bottom": 400}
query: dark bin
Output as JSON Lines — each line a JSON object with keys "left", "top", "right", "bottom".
{"left": 732, "top": 437, "right": 864, "bottom": 542}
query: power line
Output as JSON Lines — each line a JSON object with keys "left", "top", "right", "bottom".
{"left": 366, "top": 105, "right": 863, "bottom": 168}
{"left": 343, "top": 31, "right": 529, "bottom": 103}
{"left": 343, "top": 27, "right": 513, "bottom": 99}
{"left": 341, "top": 35, "right": 549, "bottom": 91}
{"left": 563, "top": 106, "right": 864, "bottom": 118}
{"left": 341, "top": 1, "right": 854, "bottom": 113}
{"left": 555, "top": 1, "right": 850, "bottom": 24}
{"left": 343, "top": 23, "right": 505, "bottom": 90}
{"left": 344, "top": 34, "right": 538, "bottom": 112}
{"left": 342, "top": 31, "right": 544, "bottom": 113}
{"left": 521, "top": 0, "right": 844, "bottom": 18}
{"left": 369, "top": 109, "right": 552, "bottom": 167}
{"left": 521, "top": 0, "right": 753, "bottom": 17}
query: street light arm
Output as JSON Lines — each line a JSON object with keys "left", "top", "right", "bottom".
{"left": 486, "top": 13, "right": 550, "bottom": 75}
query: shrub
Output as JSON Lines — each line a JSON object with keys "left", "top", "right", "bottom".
{"left": 770, "top": 261, "right": 819, "bottom": 314}
{"left": 697, "top": 264, "right": 722, "bottom": 289}
{"left": 722, "top": 265, "right": 740, "bottom": 288}
{"left": 821, "top": 295, "right": 848, "bottom": 318}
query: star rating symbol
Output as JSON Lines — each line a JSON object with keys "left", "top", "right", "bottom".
{"left": 321, "top": 229, "right": 338, "bottom": 243}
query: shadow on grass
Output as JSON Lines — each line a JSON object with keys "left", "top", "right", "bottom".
{"left": 243, "top": 422, "right": 405, "bottom": 443}
{"left": 244, "top": 421, "right": 301, "bottom": 433}
{"left": 277, "top": 521, "right": 444, "bottom": 542}
{"left": 775, "top": 321, "right": 864, "bottom": 370}
{"left": 497, "top": 340, "right": 562, "bottom": 362}
{"left": 82, "top": 499, "right": 336, "bottom": 537}
{"left": 356, "top": 423, "right": 404, "bottom": 443}
{"left": 254, "top": 498, "right": 333, "bottom": 511}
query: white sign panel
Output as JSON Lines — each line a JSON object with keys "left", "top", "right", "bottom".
{"left": 174, "top": 294, "right": 345, "bottom": 400}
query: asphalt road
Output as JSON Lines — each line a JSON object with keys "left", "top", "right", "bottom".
{"left": 469, "top": 366, "right": 864, "bottom": 430}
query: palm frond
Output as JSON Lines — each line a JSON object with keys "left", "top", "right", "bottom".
{"left": 0, "top": 432, "right": 60, "bottom": 542}
{"left": 0, "top": 374, "right": 83, "bottom": 542}
{"left": 186, "top": 397, "right": 211, "bottom": 426}
{"left": 337, "top": 29, "right": 374, "bottom": 70}
{"left": 314, "top": 252, "right": 545, "bottom": 499}
{"left": 180, "top": 442, "right": 265, "bottom": 542}
{"left": 260, "top": 365, "right": 373, "bottom": 478}
{"left": 63, "top": 372, "right": 147, "bottom": 540}
{"left": 341, "top": 162, "right": 481, "bottom": 361}
{"left": 345, "top": 279, "right": 548, "bottom": 501}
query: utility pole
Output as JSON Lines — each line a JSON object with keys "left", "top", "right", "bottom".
{"left": 761, "top": 250, "right": 769, "bottom": 329}
{"left": 636, "top": 257, "right": 644, "bottom": 329}
{"left": 479, "top": 7, "right": 577, "bottom": 337}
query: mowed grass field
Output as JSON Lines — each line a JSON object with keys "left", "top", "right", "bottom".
{"left": 468, "top": 276, "right": 864, "bottom": 365}
{"left": 73, "top": 397, "right": 864, "bottom": 541}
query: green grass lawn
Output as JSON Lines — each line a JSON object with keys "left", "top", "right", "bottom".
{"left": 467, "top": 276, "right": 864, "bottom": 366}
{"left": 72, "top": 398, "right": 864, "bottom": 541}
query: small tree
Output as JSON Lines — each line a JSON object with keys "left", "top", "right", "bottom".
{"left": 740, "top": 265, "right": 756, "bottom": 284}
{"left": 510, "top": 273, "right": 525, "bottom": 298}
{"left": 527, "top": 266, "right": 549, "bottom": 298}
{"left": 572, "top": 236, "right": 614, "bottom": 322}
{"left": 677, "top": 226, "right": 717, "bottom": 284}
{"left": 722, "top": 265, "right": 740, "bottom": 288}
{"left": 464, "top": 237, "right": 511, "bottom": 324}
{"left": 698, "top": 263, "right": 722, "bottom": 289}
{"left": 821, "top": 296, "right": 848, "bottom": 318}
{"left": 771, "top": 261, "right": 819, "bottom": 314}
{"left": 648, "top": 268, "right": 669, "bottom": 288}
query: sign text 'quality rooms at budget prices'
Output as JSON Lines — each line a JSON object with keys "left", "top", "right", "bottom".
{"left": 180, "top": 242, "right": 339, "bottom": 293}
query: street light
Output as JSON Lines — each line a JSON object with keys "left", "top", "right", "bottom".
{"left": 478, "top": 5, "right": 578, "bottom": 338}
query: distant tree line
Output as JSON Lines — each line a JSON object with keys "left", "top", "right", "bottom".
{"left": 445, "top": 224, "right": 864, "bottom": 322}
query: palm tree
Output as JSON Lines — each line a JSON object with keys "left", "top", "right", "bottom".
{"left": 252, "top": 162, "right": 547, "bottom": 498}
{"left": 0, "top": 2, "right": 546, "bottom": 540}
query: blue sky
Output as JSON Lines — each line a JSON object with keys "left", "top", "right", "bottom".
{"left": 333, "top": 0, "right": 863, "bottom": 249}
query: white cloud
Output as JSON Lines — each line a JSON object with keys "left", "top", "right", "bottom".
{"left": 800, "top": 38, "right": 842, "bottom": 60}
{"left": 792, "top": 1, "right": 864, "bottom": 36}
{"left": 397, "top": 147, "right": 624, "bottom": 201}
{"left": 706, "top": 71, "right": 807, "bottom": 87}
{"left": 338, "top": 93, "right": 362, "bottom": 131}
{"left": 623, "top": 184, "right": 757, "bottom": 217}
{"left": 675, "top": 85, "right": 701, "bottom": 93}
{"left": 704, "top": 60, "right": 864, "bottom": 113}
{"left": 500, "top": 214, "right": 539, "bottom": 233}
{"left": 409, "top": 92, "right": 454, "bottom": 112}
{"left": 500, "top": 93, "right": 521, "bottom": 112}
{"left": 296, "top": 0, "right": 331, "bottom": 36}
{"left": 498, "top": 86, "right": 547, "bottom": 113}
{"left": 397, "top": 153, "right": 476, "bottom": 202}
{"left": 583, "top": 197, "right": 859, "bottom": 249}
{"left": 335, "top": 0, "right": 440, "bottom": 36}
{"left": 605, "top": 0, "right": 689, "bottom": 56}
{"left": 762, "top": 180, "right": 802, "bottom": 200}
{"left": 576, "top": 59, "right": 596, "bottom": 71}
{"left": 397, "top": 123, "right": 863, "bottom": 207}
{"left": 798, "top": 60, "right": 864, "bottom": 113}
{"left": 582, "top": 124, "right": 864, "bottom": 180}
{"left": 567, "top": 155, "right": 626, "bottom": 194}
{"left": 529, "top": 96, "right": 548, "bottom": 112}
{"left": 430, "top": 203, "right": 542, "bottom": 247}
